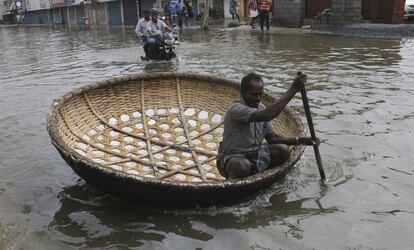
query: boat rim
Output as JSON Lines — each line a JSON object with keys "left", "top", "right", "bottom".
{"left": 47, "top": 72, "right": 307, "bottom": 189}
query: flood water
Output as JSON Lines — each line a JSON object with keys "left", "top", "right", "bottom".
{"left": 0, "top": 25, "right": 413, "bottom": 249}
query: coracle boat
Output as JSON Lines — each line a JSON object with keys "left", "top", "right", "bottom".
{"left": 47, "top": 73, "right": 306, "bottom": 206}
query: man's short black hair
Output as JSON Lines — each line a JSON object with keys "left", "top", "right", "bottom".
{"left": 143, "top": 10, "right": 150, "bottom": 14}
{"left": 241, "top": 73, "right": 263, "bottom": 93}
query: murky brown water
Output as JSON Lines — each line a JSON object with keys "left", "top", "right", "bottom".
{"left": 1, "top": 25, "right": 413, "bottom": 249}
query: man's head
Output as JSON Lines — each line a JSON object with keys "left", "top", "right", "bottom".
{"left": 143, "top": 10, "right": 150, "bottom": 21}
{"left": 240, "top": 73, "right": 264, "bottom": 108}
{"left": 150, "top": 8, "right": 159, "bottom": 22}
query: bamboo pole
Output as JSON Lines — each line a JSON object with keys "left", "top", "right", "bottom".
{"left": 298, "top": 72, "right": 326, "bottom": 180}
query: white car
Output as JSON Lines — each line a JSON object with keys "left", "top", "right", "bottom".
{"left": 405, "top": 0, "right": 414, "bottom": 19}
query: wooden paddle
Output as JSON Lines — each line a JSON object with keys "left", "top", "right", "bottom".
{"left": 297, "top": 72, "right": 326, "bottom": 180}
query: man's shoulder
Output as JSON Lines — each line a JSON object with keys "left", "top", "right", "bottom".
{"left": 227, "top": 99, "right": 252, "bottom": 114}
{"left": 138, "top": 18, "right": 149, "bottom": 25}
{"left": 227, "top": 99, "right": 264, "bottom": 114}
{"left": 228, "top": 99, "right": 246, "bottom": 108}
{"left": 159, "top": 20, "right": 167, "bottom": 26}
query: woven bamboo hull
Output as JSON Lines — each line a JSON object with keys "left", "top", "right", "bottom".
{"left": 48, "top": 73, "right": 306, "bottom": 206}
{"left": 55, "top": 142, "right": 302, "bottom": 206}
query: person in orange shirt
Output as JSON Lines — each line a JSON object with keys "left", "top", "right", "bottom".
{"left": 258, "top": 0, "right": 272, "bottom": 31}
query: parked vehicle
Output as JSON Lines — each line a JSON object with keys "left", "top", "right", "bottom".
{"left": 405, "top": 0, "right": 414, "bottom": 19}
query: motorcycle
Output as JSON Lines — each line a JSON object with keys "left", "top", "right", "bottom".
{"left": 141, "top": 32, "right": 179, "bottom": 61}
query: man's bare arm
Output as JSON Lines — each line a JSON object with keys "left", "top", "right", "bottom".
{"left": 249, "top": 74, "right": 306, "bottom": 122}
{"left": 265, "top": 132, "right": 319, "bottom": 146}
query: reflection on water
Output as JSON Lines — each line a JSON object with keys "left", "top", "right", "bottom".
{"left": 143, "top": 60, "right": 180, "bottom": 73}
{"left": 1, "top": 25, "right": 414, "bottom": 249}
{"left": 50, "top": 177, "right": 338, "bottom": 248}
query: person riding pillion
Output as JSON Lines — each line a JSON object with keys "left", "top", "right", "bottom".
{"left": 147, "top": 8, "right": 174, "bottom": 54}
{"left": 135, "top": 9, "right": 151, "bottom": 60}
{"left": 217, "top": 73, "right": 319, "bottom": 179}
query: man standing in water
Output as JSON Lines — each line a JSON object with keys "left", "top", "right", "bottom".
{"left": 217, "top": 73, "right": 317, "bottom": 179}
{"left": 258, "top": 0, "right": 272, "bottom": 31}
{"left": 163, "top": 0, "right": 173, "bottom": 26}
{"left": 248, "top": 0, "right": 259, "bottom": 28}
{"left": 229, "top": 0, "right": 241, "bottom": 22}
{"left": 175, "top": 0, "right": 185, "bottom": 28}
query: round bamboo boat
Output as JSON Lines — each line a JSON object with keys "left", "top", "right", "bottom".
{"left": 47, "top": 73, "right": 306, "bottom": 206}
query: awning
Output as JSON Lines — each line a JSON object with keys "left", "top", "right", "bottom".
{"left": 96, "top": 0, "right": 117, "bottom": 3}
{"left": 51, "top": 0, "right": 65, "bottom": 8}
{"left": 71, "top": 0, "right": 85, "bottom": 5}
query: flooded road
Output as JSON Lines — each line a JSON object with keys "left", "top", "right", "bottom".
{"left": 0, "top": 25, "right": 413, "bottom": 249}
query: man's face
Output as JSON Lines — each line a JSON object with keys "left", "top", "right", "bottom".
{"left": 242, "top": 80, "right": 264, "bottom": 108}
{"left": 151, "top": 13, "right": 158, "bottom": 22}
{"left": 144, "top": 13, "right": 150, "bottom": 21}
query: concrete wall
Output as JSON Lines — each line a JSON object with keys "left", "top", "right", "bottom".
{"left": 24, "top": 9, "right": 53, "bottom": 23}
{"left": 84, "top": 4, "right": 95, "bottom": 25}
{"left": 275, "top": 0, "right": 305, "bottom": 26}
{"left": 95, "top": 3, "right": 108, "bottom": 25}
{"left": 52, "top": 8, "right": 63, "bottom": 23}
{"left": 0, "top": 1, "right": 5, "bottom": 21}
{"left": 25, "top": 0, "right": 51, "bottom": 11}
{"left": 68, "top": 6, "right": 77, "bottom": 26}
{"left": 331, "top": 0, "right": 361, "bottom": 24}
{"left": 306, "top": 0, "right": 331, "bottom": 18}
{"left": 361, "top": 0, "right": 370, "bottom": 20}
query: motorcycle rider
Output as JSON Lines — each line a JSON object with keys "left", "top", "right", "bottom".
{"left": 147, "top": 8, "right": 175, "bottom": 57}
{"left": 135, "top": 9, "right": 151, "bottom": 60}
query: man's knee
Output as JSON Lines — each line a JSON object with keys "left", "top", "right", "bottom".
{"left": 225, "top": 157, "right": 252, "bottom": 179}
{"left": 148, "top": 37, "right": 156, "bottom": 45}
{"left": 269, "top": 144, "right": 290, "bottom": 165}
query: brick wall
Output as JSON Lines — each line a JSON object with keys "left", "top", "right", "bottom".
{"left": 306, "top": 0, "right": 332, "bottom": 18}
{"left": 368, "top": 0, "right": 405, "bottom": 24}
{"left": 276, "top": 0, "right": 404, "bottom": 25}
{"left": 361, "top": 0, "right": 371, "bottom": 20}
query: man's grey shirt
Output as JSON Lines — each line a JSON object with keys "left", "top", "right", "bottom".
{"left": 219, "top": 98, "right": 275, "bottom": 153}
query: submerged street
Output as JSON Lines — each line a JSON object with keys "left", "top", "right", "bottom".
{"left": 0, "top": 25, "right": 413, "bottom": 249}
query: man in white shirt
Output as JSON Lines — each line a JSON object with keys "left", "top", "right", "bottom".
{"left": 135, "top": 10, "right": 151, "bottom": 60}
{"left": 147, "top": 8, "right": 174, "bottom": 54}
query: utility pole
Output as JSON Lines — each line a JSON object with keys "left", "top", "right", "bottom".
{"left": 202, "top": 0, "right": 209, "bottom": 30}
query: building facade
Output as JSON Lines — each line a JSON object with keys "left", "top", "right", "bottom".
{"left": 1, "top": 0, "right": 407, "bottom": 25}
{"left": 1, "top": 0, "right": 223, "bottom": 25}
